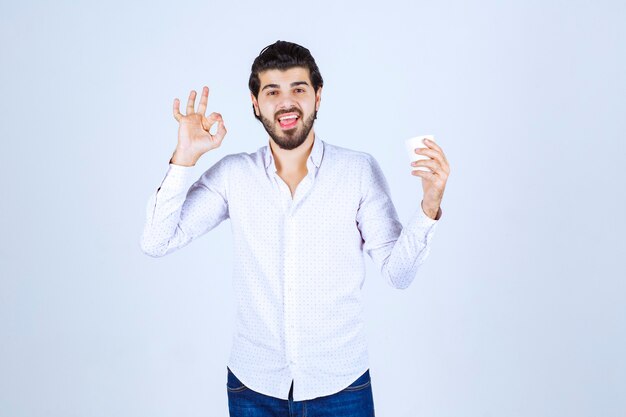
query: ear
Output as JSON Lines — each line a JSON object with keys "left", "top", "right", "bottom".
{"left": 250, "top": 93, "right": 260, "bottom": 117}
{"left": 315, "top": 86, "right": 323, "bottom": 112}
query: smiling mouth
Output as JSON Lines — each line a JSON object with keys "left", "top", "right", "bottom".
{"left": 277, "top": 113, "right": 300, "bottom": 129}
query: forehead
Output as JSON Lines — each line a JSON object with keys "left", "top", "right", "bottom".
{"left": 258, "top": 67, "right": 312, "bottom": 87}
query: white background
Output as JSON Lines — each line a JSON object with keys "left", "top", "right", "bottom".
{"left": 1, "top": 1, "right": 624, "bottom": 416}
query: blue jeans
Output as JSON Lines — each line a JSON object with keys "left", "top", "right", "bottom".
{"left": 226, "top": 367, "right": 376, "bottom": 416}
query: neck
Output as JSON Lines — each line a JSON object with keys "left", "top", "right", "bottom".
{"left": 269, "top": 130, "right": 315, "bottom": 174}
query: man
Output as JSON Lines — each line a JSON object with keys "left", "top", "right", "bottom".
{"left": 140, "top": 40, "right": 450, "bottom": 416}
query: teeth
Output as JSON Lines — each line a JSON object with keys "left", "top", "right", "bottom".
{"left": 279, "top": 115, "right": 298, "bottom": 121}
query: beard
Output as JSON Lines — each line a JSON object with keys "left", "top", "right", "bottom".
{"left": 259, "top": 108, "right": 317, "bottom": 150}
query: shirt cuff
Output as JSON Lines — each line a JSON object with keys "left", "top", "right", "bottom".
{"left": 403, "top": 204, "right": 442, "bottom": 241}
{"left": 157, "top": 163, "right": 197, "bottom": 192}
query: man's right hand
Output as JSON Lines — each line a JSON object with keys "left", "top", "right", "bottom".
{"left": 170, "top": 86, "right": 227, "bottom": 166}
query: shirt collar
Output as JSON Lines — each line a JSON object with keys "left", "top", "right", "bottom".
{"left": 263, "top": 134, "right": 324, "bottom": 172}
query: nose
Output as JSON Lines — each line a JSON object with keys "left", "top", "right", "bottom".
{"left": 276, "top": 95, "right": 298, "bottom": 112}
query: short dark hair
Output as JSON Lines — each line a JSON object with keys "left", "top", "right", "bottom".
{"left": 249, "top": 40, "right": 324, "bottom": 120}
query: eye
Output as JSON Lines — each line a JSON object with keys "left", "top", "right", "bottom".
{"left": 267, "top": 91, "right": 278, "bottom": 96}
{"left": 295, "top": 88, "right": 305, "bottom": 93}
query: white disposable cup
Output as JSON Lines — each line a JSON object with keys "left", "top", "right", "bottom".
{"left": 405, "top": 134, "right": 435, "bottom": 172}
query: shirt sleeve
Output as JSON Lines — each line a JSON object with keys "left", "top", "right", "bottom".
{"left": 355, "top": 154, "right": 442, "bottom": 289}
{"left": 139, "top": 156, "right": 230, "bottom": 257}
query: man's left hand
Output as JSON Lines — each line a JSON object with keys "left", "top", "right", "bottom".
{"left": 411, "top": 138, "right": 450, "bottom": 220}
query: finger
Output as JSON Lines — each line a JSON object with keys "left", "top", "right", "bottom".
{"left": 173, "top": 98, "right": 182, "bottom": 122}
{"left": 214, "top": 119, "right": 227, "bottom": 142}
{"left": 415, "top": 148, "right": 449, "bottom": 173}
{"left": 411, "top": 159, "right": 441, "bottom": 175}
{"left": 186, "top": 90, "right": 197, "bottom": 115}
{"left": 197, "top": 86, "right": 209, "bottom": 115}
{"left": 202, "top": 112, "right": 223, "bottom": 133}
{"left": 424, "top": 139, "right": 448, "bottom": 165}
{"left": 411, "top": 169, "right": 437, "bottom": 179}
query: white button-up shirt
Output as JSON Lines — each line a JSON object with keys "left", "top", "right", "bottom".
{"left": 140, "top": 135, "right": 442, "bottom": 401}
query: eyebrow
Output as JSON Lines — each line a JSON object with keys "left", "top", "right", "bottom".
{"left": 261, "top": 81, "right": 310, "bottom": 92}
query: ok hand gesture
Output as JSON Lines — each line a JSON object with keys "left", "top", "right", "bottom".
{"left": 172, "top": 86, "right": 227, "bottom": 164}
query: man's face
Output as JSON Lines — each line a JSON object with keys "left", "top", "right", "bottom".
{"left": 251, "top": 67, "right": 322, "bottom": 151}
